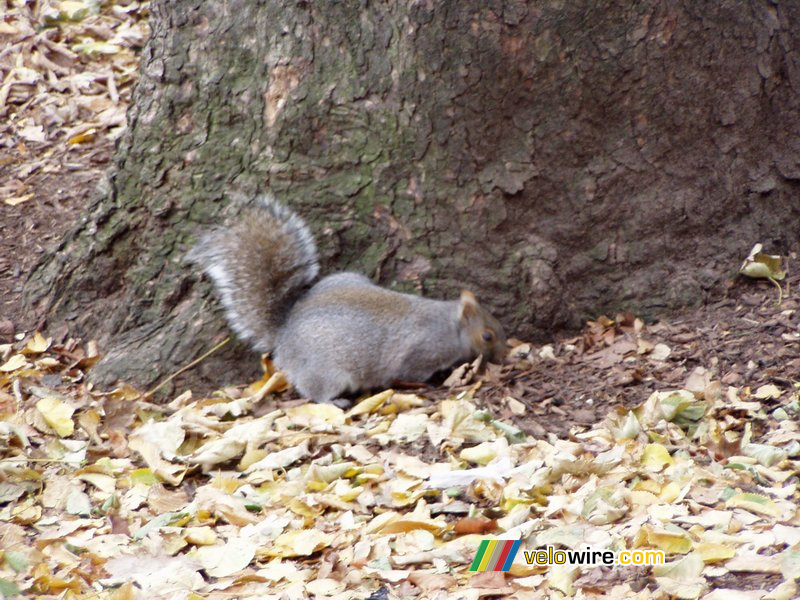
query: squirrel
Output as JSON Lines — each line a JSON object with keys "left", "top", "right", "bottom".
{"left": 188, "top": 195, "right": 507, "bottom": 405}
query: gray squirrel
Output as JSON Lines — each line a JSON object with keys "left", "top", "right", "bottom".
{"left": 189, "top": 195, "right": 507, "bottom": 404}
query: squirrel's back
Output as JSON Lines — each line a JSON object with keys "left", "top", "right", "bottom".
{"left": 273, "top": 273, "right": 504, "bottom": 402}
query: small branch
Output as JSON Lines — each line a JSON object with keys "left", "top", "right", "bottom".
{"left": 768, "top": 277, "right": 783, "bottom": 305}
{"left": 144, "top": 337, "right": 231, "bottom": 399}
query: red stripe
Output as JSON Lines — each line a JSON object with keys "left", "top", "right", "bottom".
{"left": 493, "top": 540, "right": 513, "bottom": 571}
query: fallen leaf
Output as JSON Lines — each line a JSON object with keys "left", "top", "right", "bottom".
{"left": 739, "top": 243, "right": 785, "bottom": 281}
{"left": 193, "top": 537, "right": 257, "bottom": 577}
{"left": 36, "top": 396, "right": 75, "bottom": 437}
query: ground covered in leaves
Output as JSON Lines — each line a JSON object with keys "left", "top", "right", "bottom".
{"left": 2, "top": 270, "right": 799, "bottom": 599}
{"left": 2, "top": 2, "right": 800, "bottom": 600}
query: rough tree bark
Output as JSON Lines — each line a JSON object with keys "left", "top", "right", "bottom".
{"left": 23, "top": 0, "right": 800, "bottom": 391}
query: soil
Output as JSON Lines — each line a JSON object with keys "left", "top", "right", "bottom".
{"left": 2, "top": 131, "right": 797, "bottom": 440}
{"left": 439, "top": 263, "right": 799, "bottom": 438}
{"left": 0, "top": 139, "right": 113, "bottom": 337}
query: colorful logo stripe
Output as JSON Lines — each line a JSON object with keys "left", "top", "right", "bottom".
{"left": 469, "top": 539, "right": 521, "bottom": 571}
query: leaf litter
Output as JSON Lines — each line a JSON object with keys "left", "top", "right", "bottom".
{"left": 0, "top": 0, "right": 149, "bottom": 328}
{"left": 2, "top": 266, "right": 800, "bottom": 599}
{"left": 0, "top": 0, "right": 148, "bottom": 158}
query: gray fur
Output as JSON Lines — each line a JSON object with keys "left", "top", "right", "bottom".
{"left": 190, "top": 197, "right": 506, "bottom": 403}
{"left": 188, "top": 195, "right": 319, "bottom": 352}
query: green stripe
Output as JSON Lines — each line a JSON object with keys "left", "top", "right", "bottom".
{"left": 478, "top": 541, "right": 498, "bottom": 571}
{"left": 469, "top": 540, "right": 490, "bottom": 571}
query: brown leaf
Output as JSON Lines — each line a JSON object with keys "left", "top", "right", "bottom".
{"left": 408, "top": 572, "right": 456, "bottom": 592}
{"left": 453, "top": 516, "right": 497, "bottom": 535}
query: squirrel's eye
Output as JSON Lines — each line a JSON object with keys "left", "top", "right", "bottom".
{"left": 482, "top": 331, "right": 495, "bottom": 343}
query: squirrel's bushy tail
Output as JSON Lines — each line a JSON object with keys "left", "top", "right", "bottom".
{"left": 188, "top": 195, "right": 320, "bottom": 353}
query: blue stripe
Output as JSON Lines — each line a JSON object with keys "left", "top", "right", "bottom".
{"left": 500, "top": 540, "right": 521, "bottom": 571}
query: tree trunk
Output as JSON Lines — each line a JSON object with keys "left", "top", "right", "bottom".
{"left": 24, "top": 0, "right": 800, "bottom": 392}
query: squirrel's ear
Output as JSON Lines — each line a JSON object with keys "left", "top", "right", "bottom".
{"left": 459, "top": 290, "right": 479, "bottom": 320}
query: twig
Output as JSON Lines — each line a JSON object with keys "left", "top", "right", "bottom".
{"left": 768, "top": 277, "right": 783, "bottom": 305}
{"left": 144, "top": 337, "right": 231, "bottom": 399}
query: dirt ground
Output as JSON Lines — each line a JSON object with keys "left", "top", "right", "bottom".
{"left": 437, "top": 266, "right": 799, "bottom": 438}
{"left": 0, "top": 139, "right": 112, "bottom": 334}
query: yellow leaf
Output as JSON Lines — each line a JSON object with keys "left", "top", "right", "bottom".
{"left": 637, "top": 525, "right": 692, "bottom": 554}
{"left": 4, "top": 193, "right": 34, "bottom": 206}
{"left": 12, "top": 501, "right": 42, "bottom": 524}
{"left": 459, "top": 438, "right": 509, "bottom": 465}
{"left": 582, "top": 486, "right": 629, "bottom": 525}
{"left": 307, "top": 579, "right": 346, "bottom": 597}
{"left": 387, "top": 392, "right": 426, "bottom": 411}
{"left": 285, "top": 403, "right": 345, "bottom": 427}
{"left": 130, "top": 469, "right": 158, "bottom": 486}
{"left": 614, "top": 410, "right": 642, "bottom": 439}
{"left": 25, "top": 331, "right": 51, "bottom": 354}
{"left": 659, "top": 481, "right": 682, "bottom": 503}
{"left": 0, "top": 354, "right": 29, "bottom": 372}
{"left": 194, "top": 538, "right": 256, "bottom": 576}
{"left": 109, "top": 582, "right": 138, "bottom": 600}
{"left": 305, "top": 461, "right": 356, "bottom": 485}
{"left": 244, "top": 369, "right": 288, "bottom": 399}
{"left": 547, "top": 563, "right": 578, "bottom": 596}
{"left": 36, "top": 397, "right": 75, "bottom": 437}
{"left": 331, "top": 479, "right": 362, "bottom": 502}
{"left": 725, "top": 492, "right": 781, "bottom": 518}
{"left": 695, "top": 542, "right": 736, "bottom": 563}
{"left": 35, "top": 357, "right": 61, "bottom": 369}
{"left": 642, "top": 443, "right": 673, "bottom": 471}
{"left": 439, "top": 399, "right": 493, "bottom": 444}
{"left": 287, "top": 497, "right": 324, "bottom": 519}
{"left": 365, "top": 511, "right": 400, "bottom": 534}
{"left": 76, "top": 472, "right": 116, "bottom": 494}
{"left": 266, "top": 529, "right": 333, "bottom": 557}
{"left": 633, "top": 479, "right": 662, "bottom": 495}
{"left": 108, "top": 384, "right": 142, "bottom": 401}
{"left": 630, "top": 490, "right": 660, "bottom": 506}
{"left": 346, "top": 389, "right": 393, "bottom": 418}
{"left": 184, "top": 526, "right": 217, "bottom": 546}
{"left": 365, "top": 419, "right": 391, "bottom": 437}
{"left": 57, "top": 0, "right": 92, "bottom": 20}
{"left": 210, "top": 475, "right": 240, "bottom": 494}
{"left": 67, "top": 130, "right": 96, "bottom": 145}
{"left": 739, "top": 243, "right": 786, "bottom": 280}
{"left": 653, "top": 552, "right": 706, "bottom": 599}
{"left": 378, "top": 517, "right": 447, "bottom": 535}
{"left": 753, "top": 384, "right": 782, "bottom": 400}
{"left": 188, "top": 436, "right": 246, "bottom": 469}
{"left": 72, "top": 41, "right": 122, "bottom": 55}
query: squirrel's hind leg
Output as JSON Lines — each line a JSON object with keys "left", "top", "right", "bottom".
{"left": 287, "top": 367, "right": 356, "bottom": 408}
